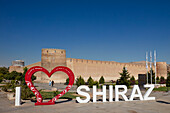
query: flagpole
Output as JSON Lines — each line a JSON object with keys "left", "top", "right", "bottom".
{"left": 154, "top": 50, "right": 156, "bottom": 84}
{"left": 150, "top": 51, "right": 152, "bottom": 84}
{"left": 146, "top": 52, "right": 148, "bottom": 84}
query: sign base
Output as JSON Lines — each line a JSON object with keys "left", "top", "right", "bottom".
{"left": 35, "top": 101, "right": 55, "bottom": 106}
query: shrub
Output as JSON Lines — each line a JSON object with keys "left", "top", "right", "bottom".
{"left": 65, "top": 78, "right": 69, "bottom": 85}
{"left": 106, "top": 84, "right": 115, "bottom": 89}
{"left": 99, "top": 76, "right": 105, "bottom": 84}
{"left": 93, "top": 81, "right": 99, "bottom": 88}
{"left": 135, "top": 80, "right": 138, "bottom": 85}
{"left": 130, "top": 80, "right": 136, "bottom": 85}
{"left": 1, "top": 81, "right": 15, "bottom": 92}
{"left": 1, "top": 86, "right": 7, "bottom": 92}
{"left": 160, "top": 76, "right": 166, "bottom": 84}
{"left": 21, "top": 85, "right": 34, "bottom": 100}
{"left": 15, "top": 76, "right": 22, "bottom": 81}
{"left": 156, "top": 76, "right": 160, "bottom": 83}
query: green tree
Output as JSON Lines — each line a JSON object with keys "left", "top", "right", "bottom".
{"left": 87, "top": 76, "right": 93, "bottom": 83}
{"left": 22, "top": 67, "right": 28, "bottom": 85}
{"left": 21, "top": 67, "right": 36, "bottom": 99}
{"left": 99, "top": 76, "right": 105, "bottom": 84}
{"left": 4, "top": 71, "right": 22, "bottom": 80}
{"left": 87, "top": 76, "right": 94, "bottom": 88}
{"left": 156, "top": 76, "right": 160, "bottom": 83}
{"left": 0, "top": 67, "right": 9, "bottom": 75}
{"left": 130, "top": 76, "right": 135, "bottom": 81}
{"left": 130, "top": 76, "right": 136, "bottom": 85}
{"left": 0, "top": 73, "right": 4, "bottom": 83}
{"left": 76, "top": 76, "right": 85, "bottom": 87}
{"left": 118, "top": 67, "right": 130, "bottom": 88}
{"left": 21, "top": 67, "right": 36, "bottom": 85}
{"left": 65, "top": 78, "right": 69, "bottom": 85}
{"left": 0, "top": 77, "right": 3, "bottom": 83}
{"left": 166, "top": 75, "right": 170, "bottom": 87}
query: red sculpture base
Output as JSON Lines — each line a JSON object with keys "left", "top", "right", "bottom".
{"left": 35, "top": 101, "right": 55, "bottom": 106}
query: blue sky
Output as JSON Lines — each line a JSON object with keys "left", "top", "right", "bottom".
{"left": 0, "top": 0, "right": 170, "bottom": 67}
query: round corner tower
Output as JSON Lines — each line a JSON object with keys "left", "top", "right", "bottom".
{"left": 156, "top": 62, "right": 167, "bottom": 78}
{"left": 41, "top": 48, "right": 67, "bottom": 83}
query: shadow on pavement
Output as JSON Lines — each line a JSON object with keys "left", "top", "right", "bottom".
{"left": 156, "top": 100, "right": 170, "bottom": 104}
{"left": 30, "top": 98, "right": 73, "bottom": 104}
{"left": 55, "top": 98, "right": 72, "bottom": 104}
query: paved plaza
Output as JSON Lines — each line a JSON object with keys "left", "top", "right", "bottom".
{"left": 0, "top": 84, "right": 170, "bottom": 113}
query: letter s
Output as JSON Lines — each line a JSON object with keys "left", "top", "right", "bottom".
{"left": 76, "top": 85, "right": 90, "bottom": 103}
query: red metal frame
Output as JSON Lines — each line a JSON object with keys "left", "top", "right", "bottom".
{"left": 25, "top": 66, "right": 75, "bottom": 106}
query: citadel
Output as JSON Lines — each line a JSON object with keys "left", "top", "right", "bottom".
{"left": 9, "top": 48, "right": 168, "bottom": 83}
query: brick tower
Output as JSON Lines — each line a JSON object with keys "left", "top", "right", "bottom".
{"left": 41, "top": 48, "right": 67, "bottom": 83}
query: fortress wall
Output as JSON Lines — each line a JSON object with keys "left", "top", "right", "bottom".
{"left": 125, "top": 64, "right": 147, "bottom": 79}
{"left": 9, "top": 66, "right": 24, "bottom": 73}
{"left": 26, "top": 62, "right": 41, "bottom": 68}
{"left": 156, "top": 62, "right": 167, "bottom": 78}
{"left": 66, "top": 58, "right": 162, "bottom": 82}
{"left": 66, "top": 58, "right": 148, "bottom": 82}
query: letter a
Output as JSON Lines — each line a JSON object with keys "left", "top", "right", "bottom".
{"left": 129, "top": 85, "right": 143, "bottom": 101}
{"left": 144, "top": 84, "right": 155, "bottom": 100}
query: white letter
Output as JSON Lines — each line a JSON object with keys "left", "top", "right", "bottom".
{"left": 76, "top": 85, "right": 90, "bottom": 103}
{"left": 15, "top": 87, "right": 21, "bottom": 106}
{"left": 93, "top": 85, "right": 106, "bottom": 102}
{"left": 129, "top": 85, "right": 143, "bottom": 101}
{"left": 109, "top": 85, "right": 113, "bottom": 102}
{"left": 144, "top": 84, "right": 155, "bottom": 100}
{"left": 115, "top": 85, "right": 128, "bottom": 101}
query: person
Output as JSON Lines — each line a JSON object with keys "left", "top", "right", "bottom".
{"left": 116, "top": 80, "right": 119, "bottom": 85}
{"left": 51, "top": 80, "right": 54, "bottom": 87}
{"left": 49, "top": 80, "right": 51, "bottom": 86}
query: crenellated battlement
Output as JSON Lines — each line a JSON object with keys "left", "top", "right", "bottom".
{"left": 42, "top": 48, "right": 66, "bottom": 55}
{"left": 66, "top": 58, "right": 146, "bottom": 67}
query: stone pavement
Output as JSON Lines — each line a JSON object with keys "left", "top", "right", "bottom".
{"left": 0, "top": 89, "right": 170, "bottom": 113}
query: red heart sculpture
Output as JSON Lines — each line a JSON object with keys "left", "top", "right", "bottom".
{"left": 25, "top": 66, "right": 75, "bottom": 106}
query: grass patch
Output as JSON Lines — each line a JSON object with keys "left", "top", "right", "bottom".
{"left": 153, "top": 87, "right": 170, "bottom": 92}
{"left": 40, "top": 91, "right": 78, "bottom": 99}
